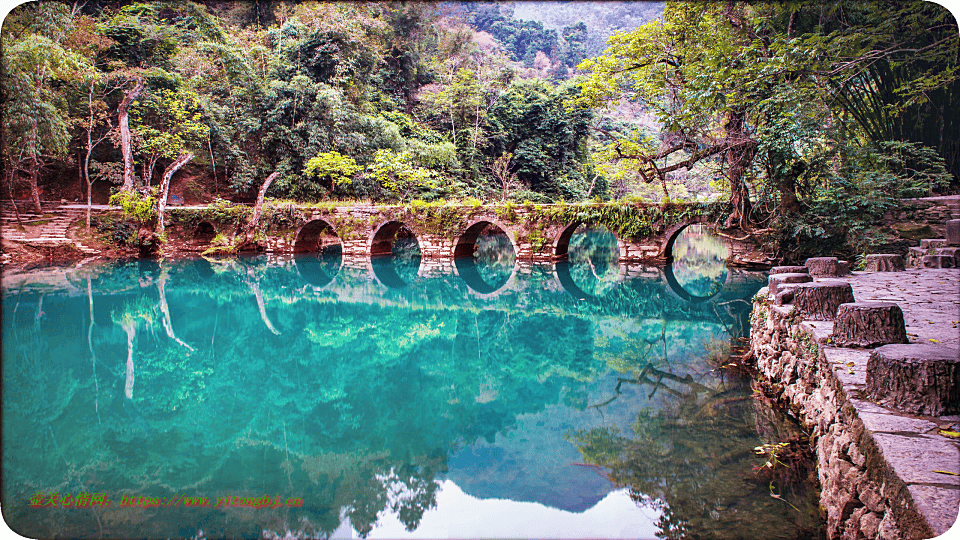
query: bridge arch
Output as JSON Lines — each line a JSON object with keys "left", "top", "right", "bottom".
{"left": 661, "top": 216, "right": 718, "bottom": 261}
{"left": 553, "top": 222, "right": 625, "bottom": 261}
{"left": 370, "top": 220, "right": 420, "bottom": 257}
{"left": 192, "top": 221, "right": 217, "bottom": 245}
{"left": 370, "top": 220, "right": 422, "bottom": 288}
{"left": 452, "top": 219, "right": 518, "bottom": 295}
{"left": 454, "top": 219, "right": 518, "bottom": 259}
{"left": 294, "top": 219, "right": 339, "bottom": 253}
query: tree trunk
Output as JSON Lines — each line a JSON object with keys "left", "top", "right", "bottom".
{"left": 244, "top": 171, "right": 279, "bottom": 239}
{"left": 247, "top": 269, "right": 280, "bottom": 335}
{"left": 119, "top": 77, "right": 145, "bottom": 193}
{"left": 29, "top": 156, "right": 42, "bottom": 213}
{"left": 158, "top": 274, "right": 194, "bottom": 351}
{"left": 791, "top": 280, "right": 855, "bottom": 321}
{"left": 830, "top": 302, "right": 908, "bottom": 348}
{"left": 156, "top": 152, "right": 194, "bottom": 235}
{"left": 6, "top": 171, "right": 23, "bottom": 227}
{"left": 769, "top": 265, "right": 808, "bottom": 274}
{"left": 866, "top": 344, "right": 959, "bottom": 416}
{"left": 723, "top": 109, "right": 754, "bottom": 228}
{"left": 805, "top": 256, "right": 849, "bottom": 277}
{"left": 767, "top": 272, "right": 811, "bottom": 295}
{"left": 123, "top": 321, "right": 136, "bottom": 400}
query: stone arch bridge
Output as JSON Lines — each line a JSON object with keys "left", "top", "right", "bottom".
{"left": 218, "top": 202, "right": 769, "bottom": 266}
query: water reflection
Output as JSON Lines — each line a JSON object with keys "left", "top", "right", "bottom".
{"left": 455, "top": 226, "right": 515, "bottom": 294}
{"left": 371, "top": 232, "right": 422, "bottom": 289}
{"left": 667, "top": 224, "right": 728, "bottom": 302}
{"left": 562, "top": 225, "right": 621, "bottom": 298}
{"left": 1, "top": 248, "right": 820, "bottom": 539}
{"left": 294, "top": 245, "right": 343, "bottom": 288}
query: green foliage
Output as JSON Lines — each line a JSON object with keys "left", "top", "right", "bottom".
{"left": 93, "top": 214, "right": 137, "bottom": 245}
{"left": 467, "top": 5, "right": 558, "bottom": 67}
{"left": 109, "top": 189, "right": 158, "bottom": 225}
{"left": 133, "top": 85, "right": 211, "bottom": 165}
{"left": 775, "top": 140, "right": 952, "bottom": 260}
{"left": 303, "top": 151, "right": 361, "bottom": 193}
{"left": 488, "top": 79, "right": 593, "bottom": 199}
{"left": 366, "top": 149, "right": 437, "bottom": 202}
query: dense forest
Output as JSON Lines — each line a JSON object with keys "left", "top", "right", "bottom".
{"left": 2, "top": 0, "right": 958, "bottom": 257}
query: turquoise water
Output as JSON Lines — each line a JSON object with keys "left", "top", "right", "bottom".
{"left": 1, "top": 229, "right": 824, "bottom": 539}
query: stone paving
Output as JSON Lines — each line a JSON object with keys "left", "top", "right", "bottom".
{"left": 790, "top": 268, "right": 959, "bottom": 538}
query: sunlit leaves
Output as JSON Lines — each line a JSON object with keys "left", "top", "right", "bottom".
{"left": 366, "top": 149, "right": 437, "bottom": 202}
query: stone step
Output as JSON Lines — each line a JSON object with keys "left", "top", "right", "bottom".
{"left": 920, "top": 238, "right": 946, "bottom": 249}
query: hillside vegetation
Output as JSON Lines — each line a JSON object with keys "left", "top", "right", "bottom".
{"left": 2, "top": 1, "right": 957, "bottom": 258}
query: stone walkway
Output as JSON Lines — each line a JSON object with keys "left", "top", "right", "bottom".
{"left": 793, "top": 268, "right": 959, "bottom": 538}
{"left": 1, "top": 202, "right": 100, "bottom": 256}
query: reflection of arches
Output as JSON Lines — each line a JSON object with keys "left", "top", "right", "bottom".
{"left": 454, "top": 221, "right": 516, "bottom": 295}
{"left": 371, "top": 221, "right": 419, "bottom": 257}
{"left": 455, "top": 257, "right": 511, "bottom": 294}
{"left": 191, "top": 257, "right": 214, "bottom": 280}
{"left": 370, "top": 221, "right": 421, "bottom": 288}
{"left": 553, "top": 222, "right": 580, "bottom": 260}
{"left": 193, "top": 221, "right": 216, "bottom": 244}
{"left": 663, "top": 262, "right": 729, "bottom": 303}
{"left": 294, "top": 219, "right": 339, "bottom": 253}
{"left": 371, "top": 256, "right": 422, "bottom": 289}
{"left": 554, "top": 260, "right": 598, "bottom": 302}
{"left": 294, "top": 246, "right": 343, "bottom": 288}
{"left": 454, "top": 220, "right": 517, "bottom": 258}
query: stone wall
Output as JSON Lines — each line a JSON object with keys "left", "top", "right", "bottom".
{"left": 750, "top": 298, "right": 946, "bottom": 540}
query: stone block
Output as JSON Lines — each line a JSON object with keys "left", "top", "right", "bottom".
{"left": 805, "top": 256, "right": 846, "bottom": 277}
{"left": 830, "top": 302, "right": 908, "bottom": 348}
{"left": 906, "top": 485, "right": 960, "bottom": 537}
{"left": 906, "top": 246, "right": 926, "bottom": 268}
{"left": 791, "top": 280, "right": 855, "bottom": 321}
{"left": 922, "top": 254, "right": 955, "bottom": 268}
{"left": 947, "top": 219, "right": 960, "bottom": 246}
{"left": 768, "top": 272, "right": 812, "bottom": 295}
{"left": 920, "top": 238, "right": 947, "bottom": 249}
{"left": 864, "top": 254, "right": 904, "bottom": 272}
{"left": 865, "top": 344, "right": 960, "bottom": 415}
{"left": 770, "top": 265, "right": 808, "bottom": 274}
{"left": 936, "top": 247, "right": 960, "bottom": 266}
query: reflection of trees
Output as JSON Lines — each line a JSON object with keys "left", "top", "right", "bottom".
{"left": 568, "top": 227, "right": 620, "bottom": 297}
{"left": 571, "top": 370, "right": 824, "bottom": 540}
{"left": 672, "top": 226, "right": 728, "bottom": 298}
{"left": 2, "top": 257, "right": 779, "bottom": 539}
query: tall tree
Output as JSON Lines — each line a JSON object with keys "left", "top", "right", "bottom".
{"left": 1, "top": 2, "right": 80, "bottom": 212}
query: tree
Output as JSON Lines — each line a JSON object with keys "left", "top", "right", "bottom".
{"left": 303, "top": 151, "right": 361, "bottom": 196}
{"left": 118, "top": 76, "right": 145, "bottom": 193}
{"left": 65, "top": 14, "right": 122, "bottom": 226}
{"left": 487, "top": 79, "right": 593, "bottom": 200}
{"left": 1, "top": 2, "right": 80, "bottom": 212}
{"left": 155, "top": 151, "right": 194, "bottom": 235}
{"left": 366, "top": 149, "right": 436, "bottom": 202}
{"left": 574, "top": 3, "right": 768, "bottom": 226}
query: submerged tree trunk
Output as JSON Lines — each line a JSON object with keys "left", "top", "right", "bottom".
{"left": 155, "top": 152, "right": 194, "bottom": 235}
{"left": 119, "top": 77, "right": 145, "bottom": 193}
{"left": 246, "top": 268, "right": 280, "bottom": 336}
{"left": 123, "top": 321, "right": 136, "bottom": 400}
{"left": 158, "top": 273, "right": 194, "bottom": 352}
